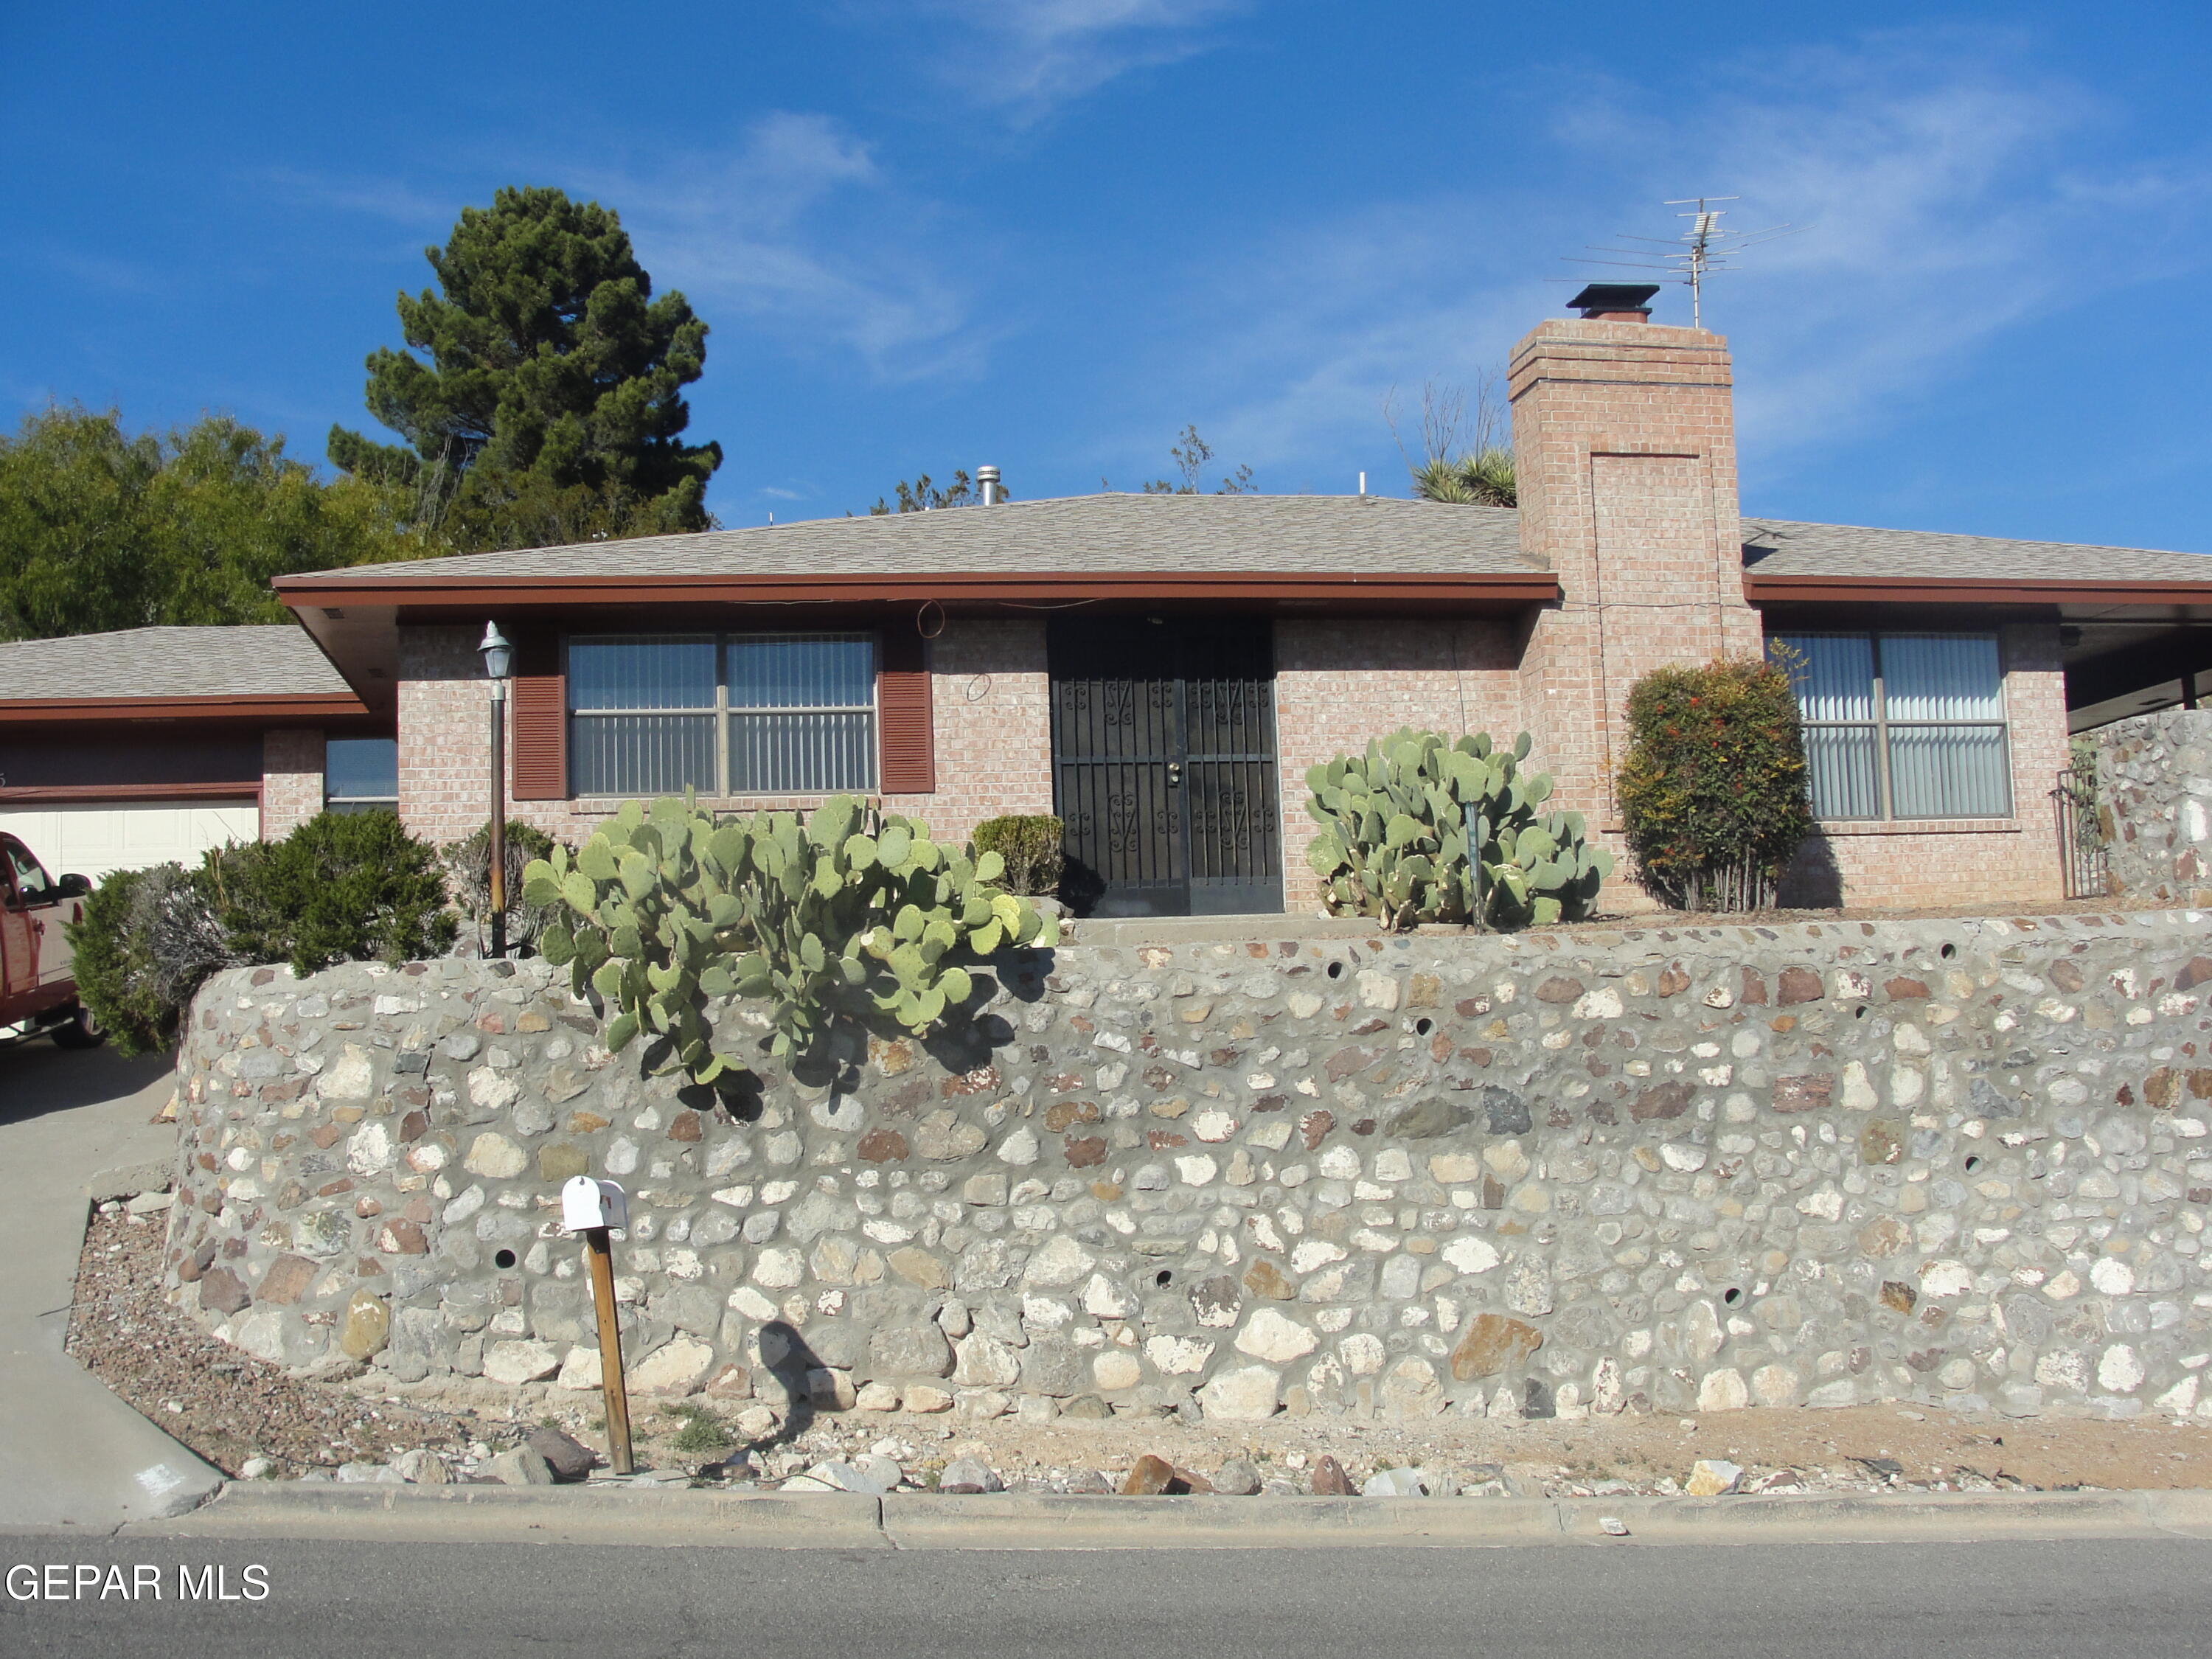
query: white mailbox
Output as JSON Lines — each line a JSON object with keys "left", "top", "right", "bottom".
{"left": 560, "top": 1176, "right": 629, "bottom": 1234}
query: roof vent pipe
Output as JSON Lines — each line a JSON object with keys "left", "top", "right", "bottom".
{"left": 976, "top": 465, "right": 1003, "bottom": 506}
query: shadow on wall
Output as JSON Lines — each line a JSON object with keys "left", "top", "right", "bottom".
{"left": 768, "top": 953, "right": 1052, "bottom": 1100}
{"left": 747, "top": 1321, "right": 826, "bottom": 1452}
{"left": 1777, "top": 834, "right": 1845, "bottom": 909}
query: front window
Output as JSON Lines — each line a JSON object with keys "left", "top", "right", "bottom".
{"left": 568, "top": 633, "right": 877, "bottom": 798}
{"left": 326, "top": 738, "right": 399, "bottom": 814}
{"left": 1772, "top": 632, "right": 2011, "bottom": 820}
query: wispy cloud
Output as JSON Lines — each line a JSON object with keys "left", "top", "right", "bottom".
{"left": 597, "top": 112, "right": 990, "bottom": 381}
{"left": 913, "top": 0, "right": 1249, "bottom": 119}
{"left": 250, "top": 114, "right": 990, "bottom": 385}
{"left": 1122, "top": 32, "right": 2212, "bottom": 486}
{"left": 253, "top": 169, "right": 455, "bottom": 229}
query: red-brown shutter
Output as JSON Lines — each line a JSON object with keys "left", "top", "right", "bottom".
{"left": 877, "top": 626, "right": 934, "bottom": 794}
{"left": 509, "top": 627, "right": 568, "bottom": 801}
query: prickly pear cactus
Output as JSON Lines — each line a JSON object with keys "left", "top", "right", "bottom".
{"left": 1304, "top": 728, "right": 1611, "bottom": 931}
{"left": 525, "top": 793, "right": 1051, "bottom": 1081}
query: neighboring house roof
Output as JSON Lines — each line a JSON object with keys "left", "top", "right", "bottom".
{"left": 279, "top": 494, "right": 1540, "bottom": 587}
{"left": 0, "top": 625, "right": 364, "bottom": 720}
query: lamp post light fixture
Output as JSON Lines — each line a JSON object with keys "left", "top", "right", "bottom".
{"left": 479, "top": 622, "right": 515, "bottom": 959}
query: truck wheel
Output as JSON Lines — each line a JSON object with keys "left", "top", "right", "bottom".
{"left": 50, "top": 1002, "right": 106, "bottom": 1049}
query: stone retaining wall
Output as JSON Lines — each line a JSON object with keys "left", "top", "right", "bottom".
{"left": 2096, "top": 709, "right": 2212, "bottom": 908}
{"left": 165, "top": 910, "right": 2212, "bottom": 1427}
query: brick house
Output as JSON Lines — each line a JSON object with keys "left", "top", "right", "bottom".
{"left": 10, "top": 289, "right": 2212, "bottom": 911}
{"left": 0, "top": 625, "right": 386, "bottom": 880}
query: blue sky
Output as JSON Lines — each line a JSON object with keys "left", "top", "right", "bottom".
{"left": 4, "top": 2, "right": 2208, "bottom": 550}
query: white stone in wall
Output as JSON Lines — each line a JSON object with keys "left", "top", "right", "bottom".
{"left": 1339, "top": 1333, "right": 1384, "bottom": 1375}
{"left": 1440, "top": 1237, "right": 1500, "bottom": 1276}
{"left": 1572, "top": 987, "right": 1622, "bottom": 1020}
{"left": 1023, "top": 1236, "right": 1095, "bottom": 1287}
{"left": 1356, "top": 970, "right": 1399, "bottom": 1011}
{"left": 752, "top": 1248, "right": 804, "bottom": 1287}
{"left": 1290, "top": 1241, "right": 1345, "bottom": 1273}
{"left": 483, "top": 1339, "right": 561, "bottom": 1385}
{"left": 1696, "top": 1368, "right": 1749, "bottom": 1412}
{"left": 1144, "top": 1335, "right": 1214, "bottom": 1374}
{"left": 319, "top": 1043, "right": 376, "bottom": 1101}
{"left": 1082, "top": 1274, "right": 1133, "bottom": 1318}
{"left": 2090, "top": 1258, "right": 2136, "bottom": 1296}
{"left": 346, "top": 1120, "right": 396, "bottom": 1178}
{"left": 631, "top": 1335, "right": 715, "bottom": 1395}
{"left": 1197, "top": 1363, "right": 1281, "bottom": 1420}
{"left": 1235, "top": 1308, "right": 1319, "bottom": 1364}
{"left": 467, "top": 1066, "right": 519, "bottom": 1112}
{"left": 1092, "top": 1351, "right": 1141, "bottom": 1391}
{"left": 2098, "top": 1344, "right": 2146, "bottom": 1394}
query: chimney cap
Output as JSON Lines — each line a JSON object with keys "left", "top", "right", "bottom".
{"left": 1567, "top": 282, "right": 1660, "bottom": 320}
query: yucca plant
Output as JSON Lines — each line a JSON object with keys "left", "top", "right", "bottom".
{"left": 1409, "top": 446, "right": 1516, "bottom": 507}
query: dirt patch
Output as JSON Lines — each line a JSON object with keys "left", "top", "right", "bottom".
{"left": 588, "top": 1395, "right": 2212, "bottom": 1496}
{"left": 67, "top": 1201, "right": 478, "bottom": 1478}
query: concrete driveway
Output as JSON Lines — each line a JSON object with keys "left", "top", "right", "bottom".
{"left": 0, "top": 1037, "right": 222, "bottom": 1531}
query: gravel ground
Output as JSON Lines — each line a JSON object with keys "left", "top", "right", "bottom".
{"left": 71, "top": 1195, "right": 2212, "bottom": 1496}
{"left": 66, "top": 1201, "right": 478, "bottom": 1479}
{"left": 577, "top": 1392, "right": 2212, "bottom": 1498}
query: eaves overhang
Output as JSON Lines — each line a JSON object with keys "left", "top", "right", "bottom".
{"left": 0, "top": 691, "right": 372, "bottom": 726}
{"left": 1743, "top": 573, "right": 2212, "bottom": 615}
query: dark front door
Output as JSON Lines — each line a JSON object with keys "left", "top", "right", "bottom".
{"left": 1048, "top": 616, "right": 1282, "bottom": 918}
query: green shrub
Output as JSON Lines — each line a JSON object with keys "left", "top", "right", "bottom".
{"left": 440, "top": 820, "right": 563, "bottom": 956}
{"left": 531, "top": 793, "right": 1051, "bottom": 1082}
{"left": 218, "top": 810, "right": 456, "bottom": 976}
{"left": 1305, "top": 728, "right": 1610, "bottom": 931}
{"left": 67, "top": 862, "right": 243, "bottom": 1056}
{"left": 1616, "top": 655, "right": 1814, "bottom": 911}
{"left": 969, "top": 815, "right": 1063, "bottom": 897}
{"left": 69, "top": 868, "right": 165, "bottom": 1055}
{"left": 662, "top": 1402, "right": 734, "bottom": 1454}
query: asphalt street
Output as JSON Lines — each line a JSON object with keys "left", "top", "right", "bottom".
{"left": 3, "top": 1537, "right": 2209, "bottom": 1658}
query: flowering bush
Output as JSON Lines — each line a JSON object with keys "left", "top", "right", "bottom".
{"left": 1616, "top": 655, "right": 1813, "bottom": 911}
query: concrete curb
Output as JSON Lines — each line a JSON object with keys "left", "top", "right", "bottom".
{"left": 112, "top": 1482, "right": 2212, "bottom": 1550}
{"left": 128, "top": 1482, "right": 889, "bottom": 1548}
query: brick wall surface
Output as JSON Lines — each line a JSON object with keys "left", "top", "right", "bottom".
{"left": 395, "top": 622, "right": 1053, "bottom": 854}
{"left": 1273, "top": 619, "right": 1522, "bottom": 908}
{"left": 1509, "top": 319, "right": 1764, "bottom": 857}
{"left": 259, "top": 728, "right": 325, "bottom": 839}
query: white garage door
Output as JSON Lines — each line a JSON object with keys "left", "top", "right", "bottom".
{"left": 0, "top": 800, "right": 260, "bottom": 885}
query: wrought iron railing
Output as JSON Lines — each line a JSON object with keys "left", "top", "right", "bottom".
{"left": 2050, "top": 766, "right": 2108, "bottom": 901}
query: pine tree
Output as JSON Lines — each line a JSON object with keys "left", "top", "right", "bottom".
{"left": 329, "top": 187, "right": 721, "bottom": 549}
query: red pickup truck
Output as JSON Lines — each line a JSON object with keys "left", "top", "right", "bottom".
{"left": 1, "top": 832, "right": 102, "bottom": 1048}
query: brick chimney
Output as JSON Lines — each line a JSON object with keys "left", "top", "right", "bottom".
{"left": 1509, "top": 284, "right": 1763, "bottom": 844}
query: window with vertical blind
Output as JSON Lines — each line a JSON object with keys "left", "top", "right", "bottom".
{"left": 1770, "top": 633, "right": 2011, "bottom": 821}
{"left": 567, "top": 634, "right": 878, "bottom": 797}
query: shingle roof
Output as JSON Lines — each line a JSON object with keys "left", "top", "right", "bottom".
{"left": 0, "top": 626, "right": 352, "bottom": 702}
{"left": 281, "top": 493, "right": 1537, "bottom": 582}
{"left": 279, "top": 491, "right": 2212, "bottom": 591}
{"left": 1741, "top": 519, "right": 2212, "bottom": 584}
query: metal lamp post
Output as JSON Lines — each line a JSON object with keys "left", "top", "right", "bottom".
{"left": 479, "top": 622, "right": 514, "bottom": 959}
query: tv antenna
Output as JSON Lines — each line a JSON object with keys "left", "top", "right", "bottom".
{"left": 1565, "top": 197, "right": 1804, "bottom": 328}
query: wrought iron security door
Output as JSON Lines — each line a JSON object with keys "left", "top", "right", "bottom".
{"left": 1049, "top": 617, "right": 1281, "bottom": 917}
